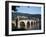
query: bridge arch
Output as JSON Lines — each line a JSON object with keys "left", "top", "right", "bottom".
{"left": 20, "top": 21, "right": 25, "bottom": 29}
{"left": 27, "top": 21, "right": 30, "bottom": 29}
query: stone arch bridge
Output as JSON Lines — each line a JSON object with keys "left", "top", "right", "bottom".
{"left": 12, "top": 19, "right": 39, "bottom": 30}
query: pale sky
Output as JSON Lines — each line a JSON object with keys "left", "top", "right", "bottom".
{"left": 16, "top": 6, "right": 41, "bottom": 14}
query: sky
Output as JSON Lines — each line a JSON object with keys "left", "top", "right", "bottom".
{"left": 15, "top": 6, "right": 41, "bottom": 14}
